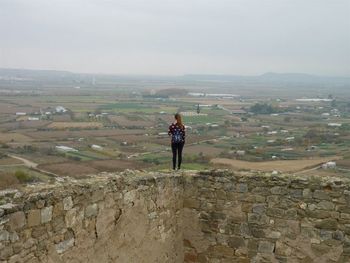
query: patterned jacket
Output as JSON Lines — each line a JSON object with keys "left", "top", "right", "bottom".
{"left": 168, "top": 123, "right": 186, "bottom": 143}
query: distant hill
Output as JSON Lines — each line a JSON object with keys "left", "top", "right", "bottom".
{"left": 1, "top": 68, "right": 349, "bottom": 94}
{"left": 183, "top": 72, "right": 350, "bottom": 85}
{"left": 0, "top": 68, "right": 74, "bottom": 78}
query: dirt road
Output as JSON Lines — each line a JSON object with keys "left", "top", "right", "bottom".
{"left": 7, "top": 155, "right": 38, "bottom": 168}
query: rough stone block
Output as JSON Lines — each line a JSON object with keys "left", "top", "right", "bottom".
{"left": 8, "top": 211, "right": 26, "bottom": 230}
{"left": 55, "top": 238, "right": 75, "bottom": 254}
{"left": 275, "top": 241, "right": 292, "bottom": 256}
{"left": 250, "top": 227, "right": 265, "bottom": 238}
{"left": 237, "top": 184, "right": 248, "bottom": 193}
{"left": 313, "top": 190, "right": 331, "bottom": 200}
{"left": 315, "top": 219, "right": 338, "bottom": 230}
{"left": 303, "top": 188, "right": 312, "bottom": 198}
{"left": 228, "top": 236, "right": 245, "bottom": 249}
{"left": 317, "top": 201, "right": 335, "bottom": 210}
{"left": 252, "top": 204, "right": 265, "bottom": 215}
{"left": 266, "top": 231, "right": 281, "bottom": 239}
{"left": 306, "top": 209, "right": 331, "bottom": 219}
{"left": 85, "top": 204, "right": 98, "bottom": 218}
{"left": 27, "top": 209, "right": 41, "bottom": 227}
{"left": 184, "top": 198, "right": 200, "bottom": 209}
{"left": 266, "top": 207, "right": 284, "bottom": 218}
{"left": 0, "top": 245, "right": 14, "bottom": 260}
{"left": 0, "top": 230, "right": 10, "bottom": 241}
{"left": 270, "top": 186, "right": 287, "bottom": 195}
{"left": 258, "top": 241, "right": 275, "bottom": 254}
{"left": 41, "top": 206, "right": 53, "bottom": 224}
{"left": 248, "top": 213, "right": 269, "bottom": 225}
{"left": 63, "top": 196, "right": 73, "bottom": 211}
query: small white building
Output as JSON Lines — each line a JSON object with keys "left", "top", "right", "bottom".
{"left": 236, "top": 150, "right": 246, "bottom": 156}
{"left": 267, "top": 131, "right": 278, "bottom": 135}
{"left": 322, "top": 161, "right": 337, "bottom": 169}
{"left": 55, "top": 106, "right": 67, "bottom": 113}
{"left": 55, "top": 146, "right": 78, "bottom": 152}
{"left": 28, "top": 117, "right": 39, "bottom": 121}
{"left": 16, "top": 112, "right": 26, "bottom": 116}
{"left": 328, "top": 123, "right": 342, "bottom": 127}
{"left": 91, "top": 144, "right": 103, "bottom": 150}
{"left": 281, "top": 148, "right": 294, "bottom": 151}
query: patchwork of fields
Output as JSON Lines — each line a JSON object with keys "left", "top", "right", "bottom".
{"left": 1, "top": 78, "right": 350, "bottom": 189}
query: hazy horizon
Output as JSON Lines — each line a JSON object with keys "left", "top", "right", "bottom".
{"left": 1, "top": 0, "right": 349, "bottom": 76}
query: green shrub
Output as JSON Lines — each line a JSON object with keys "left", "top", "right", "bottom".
{"left": 14, "top": 170, "right": 33, "bottom": 183}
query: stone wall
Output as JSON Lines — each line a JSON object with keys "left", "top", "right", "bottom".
{"left": 183, "top": 170, "right": 350, "bottom": 263}
{"left": 2, "top": 170, "right": 350, "bottom": 263}
{"left": 0, "top": 172, "right": 184, "bottom": 263}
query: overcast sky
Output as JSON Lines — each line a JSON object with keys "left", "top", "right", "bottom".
{"left": 0, "top": 0, "right": 349, "bottom": 76}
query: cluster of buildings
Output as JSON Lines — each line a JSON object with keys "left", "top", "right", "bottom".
{"left": 16, "top": 106, "right": 69, "bottom": 121}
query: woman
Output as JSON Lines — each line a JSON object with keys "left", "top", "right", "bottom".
{"left": 168, "top": 113, "right": 185, "bottom": 170}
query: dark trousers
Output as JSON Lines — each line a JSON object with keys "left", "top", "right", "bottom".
{"left": 171, "top": 142, "right": 184, "bottom": 170}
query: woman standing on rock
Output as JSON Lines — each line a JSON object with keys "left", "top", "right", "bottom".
{"left": 168, "top": 113, "right": 186, "bottom": 170}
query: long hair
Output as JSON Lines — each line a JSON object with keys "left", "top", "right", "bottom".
{"left": 175, "top": 113, "right": 184, "bottom": 128}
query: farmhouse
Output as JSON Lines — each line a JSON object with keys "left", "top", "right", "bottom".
{"left": 55, "top": 106, "right": 67, "bottom": 113}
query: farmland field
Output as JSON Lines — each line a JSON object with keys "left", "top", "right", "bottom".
{"left": 47, "top": 122, "right": 103, "bottom": 129}
{"left": 1, "top": 70, "right": 350, "bottom": 188}
{"left": 211, "top": 157, "right": 342, "bottom": 172}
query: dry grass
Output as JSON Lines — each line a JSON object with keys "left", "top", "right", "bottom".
{"left": 23, "top": 129, "right": 144, "bottom": 140}
{"left": 0, "top": 157, "right": 22, "bottom": 165}
{"left": 185, "top": 145, "right": 223, "bottom": 156}
{"left": 0, "top": 132, "right": 33, "bottom": 143}
{"left": 337, "top": 159, "right": 350, "bottom": 169}
{"left": 0, "top": 172, "right": 19, "bottom": 189}
{"left": 211, "top": 157, "right": 342, "bottom": 173}
{"left": 108, "top": 116, "right": 153, "bottom": 127}
{"left": 38, "top": 163, "right": 99, "bottom": 178}
{"left": 47, "top": 122, "right": 103, "bottom": 129}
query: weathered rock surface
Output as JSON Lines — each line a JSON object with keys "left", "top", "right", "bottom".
{"left": 1, "top": 170, "right": 350, "bottom": 262}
